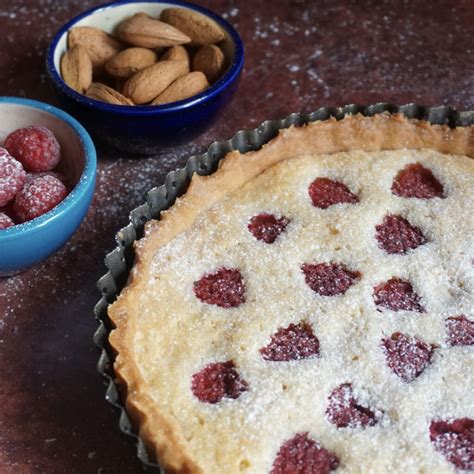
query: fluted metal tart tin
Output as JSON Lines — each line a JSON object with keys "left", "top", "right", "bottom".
{"left": 93, "top": 103, "right": 474, "bottom": 471}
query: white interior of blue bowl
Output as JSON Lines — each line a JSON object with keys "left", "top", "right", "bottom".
{"left": 53, "top": 2, "right": 236, "bottom": 77}
{"left": 0, "top": 102, "right": 85, "bottom": 186}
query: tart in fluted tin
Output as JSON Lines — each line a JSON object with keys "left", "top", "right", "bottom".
{"left": 101, "top": 108, "right": 474, "bottom": 473}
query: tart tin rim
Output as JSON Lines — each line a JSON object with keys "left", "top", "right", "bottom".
{"left": 93, "top": 103, "right": 474, "bottom": 471}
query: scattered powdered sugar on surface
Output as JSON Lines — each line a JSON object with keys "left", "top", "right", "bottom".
{"left": 0, "top": 143, "right": 202, "bottom": 469}
{"left": 132, "top": 149, "right": 474, "bottom": 473}
{"left": 237, "top": 3, "right": 474, "bottom": 111}
{"left": 287, "top": 64, "right": 300, "bottom": 73}
{"left": 0, "top": 0, "right": 99, "bottom": 98}
{"left": 0, "top": 137, "right": 204, "bottom": 338}
{"left": 0, "top": 0, "right": 472, "bottom": 470}
{"left": 222, "top": 7, "right": 239, "bottom": 19}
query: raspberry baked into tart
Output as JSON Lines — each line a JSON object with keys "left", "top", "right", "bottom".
{"left": 108, "top": 114, "right": 474, "bottom": 473}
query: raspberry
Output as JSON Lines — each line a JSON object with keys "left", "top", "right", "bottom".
{"left": 446, "top": 316, "right": 474, "bottom": 346}
{"left": 193, "top": 268, "right": 245, "bottom": 308}
{"left": 0, "top": 148, "right": 26, "bottom": 207}
{"left": 13, "top": 174, "right": 67, "bottom": 223}
{"left": 271, "top": 433, "right": 339, "bottom": 474}
{"left": 326, "top": 383, "right": 378, "bottom": 429}
{"left": 248, "top": 213, "right": 290, "bottom": 244}
{"left": 302, "top": 262, "right": 360, "bottom": 296}
{"left": 0, "top": 212, "right": 14, "bottom": 229}
{"left": 26, "top": 171, "right": 66, "bottom": 185}
{"left": 260, "top": 322, "right": 320, "bottom": 361}
{"left": 373, "top": 278, "right": 425, "bottom": 312}
{"left": 375, "top": 214, "right": 426, "bottom": 254}
{"left": 430, "top": 418, "right": 474, "bottom": 471}
{"left": 191, "top": 361, "right": 248, "bottom": 404}
{"left": 382, "top": 332, "right": 435, "bottom": 382}
{"left": 308, "top": 177, "right": 358, "bottom": 209}
{"left": 5, "top": 126, "right": 60, "bottom": 172}
{"left": 391, "top": 163, "right": 444, "bottom": 199}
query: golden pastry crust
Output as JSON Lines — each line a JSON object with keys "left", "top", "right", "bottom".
{"left": 108, "top": 113, "right": 474, "bottom": 473}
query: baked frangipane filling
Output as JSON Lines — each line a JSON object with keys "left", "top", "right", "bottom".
{"left": 109, "top": 117, "right": 474, "bottom": 473}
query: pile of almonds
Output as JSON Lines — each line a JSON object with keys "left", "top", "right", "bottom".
{"left": 60, "top": 8, "right": 228, "bottom": 106}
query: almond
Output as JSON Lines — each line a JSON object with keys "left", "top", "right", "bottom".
{"left": 123, "top": 59, "right": 189, "bottom": 104}
{"left": 161, "top": 45, "right": 189, "bottom": 65}
{"left": 68, "top": 26, "right": 123, "bottom": 69}
{"left": 118, "top": 12, "right": 191, "bottom": 48}
{"left": 86, "top": 82, "right": 134, "bottom": 105}
{"left": 105, "top": 47, "right": 158, "bottom": 78}
{"left": 60, "top": 44, "right": 92, "bottom": 93}
{"left": 192, "top": 45, "right": 225, "bottom": 83}
{"left": 160, "top": 8, "right": 225, "bottom": 46}
{"left": 151, "top": 71, "right": 209, "bottom": 105}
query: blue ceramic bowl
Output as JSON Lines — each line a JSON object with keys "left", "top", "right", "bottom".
{"left": 46, "top": 0, "right": 244, "bottom": 154}
{"left": 0, "top": 97, "right": 97, "bottom": 276}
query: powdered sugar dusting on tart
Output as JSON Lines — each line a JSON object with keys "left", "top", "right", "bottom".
{"left": 130, "top": 149, "right": 473, "bottom": 473}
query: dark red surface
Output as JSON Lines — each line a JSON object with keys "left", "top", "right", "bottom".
{"left": 0, "top": 1, "right": 473, "bottom": 472}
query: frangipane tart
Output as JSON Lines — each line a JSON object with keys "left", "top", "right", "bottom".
{"left": 108, "top": 114, "right": 474, "bottom": 473}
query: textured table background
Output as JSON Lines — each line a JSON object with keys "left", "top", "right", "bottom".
{"left": 0, "top": 0, "right": 473, "bottom": 472}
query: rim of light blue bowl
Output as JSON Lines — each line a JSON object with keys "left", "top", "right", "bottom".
{"left": 0, "top": 97, "right": 97, "bottom": 241}
{"left": 46, "top": 0, "right": 245, "bottom": 114}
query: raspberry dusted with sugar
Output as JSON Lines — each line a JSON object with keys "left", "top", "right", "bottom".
{"left": 373, "top": 278, "right": 425, "bottom": 312}
{"left": 308, "top": 177, "right": 358, "bottom": 209}
{"left": 191, "top": 361, "right": 248, "bottom": 404}
{"left": 446, "top": 316, "right": 474, "bottom": 346}
{"left": 0, "top": 148, "right": 26, "bottom": 207}
{"left": 193, "top": 267, "right": 245, "bottom": 308}
{"left": 375, "top": 214, "right": 426, "bottom": 254}
{"left": 248, "top": 213, "right": 290, "bottom": 244}
{"left": 5, "top": 126, "right": 60, "bottom": 172}
{"left": 271, "top": 432, "right": 339, "bottom": 474}
{"left": 430, "top": 418, "right": 474, "bottom": 471}
{"left": 391, "top": 162, "right": 444, "bottom": 199}
{"left": 302, "top": 262, "right": 360, "bottom": 296}
{"left": 13, "top": 174, "right": 67, "bottom": 223}
{"left": 0, "top": 212, "right": 14, "bottom": 229}
{"left": 326, "top": 383, "right": 378, "bottom": 429}
{"left": 260, "top": 321, "right": 320, "bottom": 361}
{"left": 382, "top": 332, "right": 435, "bottom": 382}
{"left": 26, "top": 171, "right": 66, "bottom": 185}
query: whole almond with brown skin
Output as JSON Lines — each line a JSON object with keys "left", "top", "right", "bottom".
{"left": 68, "top": 26, "right": 123, "bottom": 69}
{"left": 123, "top": 59, "right": 189, "bottom": 104}
{"left": 105, "top": 47, "right": 158, "bottom": 78}
{"left": 192, "top": 45, "right": 225, "bottom": 83}
{"left": 160, "top": 8, "right": 225, "bottom": 46}
{"left": 118, "top": 12, "right": 191, "bottom": 48}
{"left": 161, "top": 45, "right": 189, "bottom": 64}
{"left": 151, "top": 71, "right": 209, "bottom": 105}
{"left": 60, "top": 44, "right": 92, "bottom": 93}
{"left": 86, "top": 82, "right": 134, "bottom": 105}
